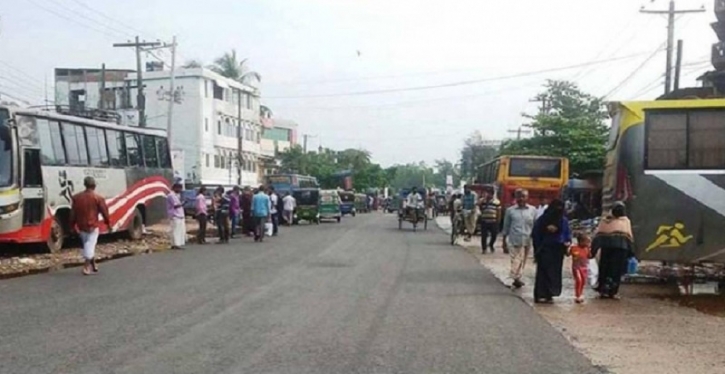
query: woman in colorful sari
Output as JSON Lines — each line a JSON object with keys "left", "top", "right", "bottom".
{"left": 591, "top": 201, "right": 634, "bottom": 299}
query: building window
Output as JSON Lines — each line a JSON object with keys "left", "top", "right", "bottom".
{"left": 214, "top": 155, "right": 219, "bottom": 168}
{"left": 213, "top": 83, "right": 224, "bottom": 100}
{"left": 205, "top": 118, "right": 209, "bottom": 132}
{"left": 646, "top": 109, "right": 725, "bottom": 169}
{"left": 205, "top": 153, "right": 210, "bottom": 167}
{"left": 204, "top": 80, "right": 209, "bottom": 98}
{"left": 217, "top": 120, "right": 222, "bottom": 135}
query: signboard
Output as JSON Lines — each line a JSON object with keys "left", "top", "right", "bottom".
{"left": 267, "top": 175, "right": 292, "bottom": 184}
{"left": 171, "top": 149, "right": 185, "bottom": 185}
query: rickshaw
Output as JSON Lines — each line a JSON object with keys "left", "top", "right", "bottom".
{"left": 354, "top": 193, "right": 368, "bottom": 213}
{"left": 435, "top": 194, "right": 448, "bottom": 216}
{"left": 292, "top": 188, "right": 320, "bottom": 225}
{"left": 338, "top": 191, "right": 356, "bottom": 216}
{"left": 397, "top": 189, "right": 428, "bottom": 231}
{"left": 320, "top": 190, "right": 342, "bottom": 223}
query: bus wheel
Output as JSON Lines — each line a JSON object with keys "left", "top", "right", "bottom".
{"left": 126, "top": 208, "right": 144, "bottom": 240}
{"left": 46, "top": 218, "right": 64, "bottom": 254}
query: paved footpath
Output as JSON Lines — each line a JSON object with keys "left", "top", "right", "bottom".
{"left": 0, "top": 214, "right": 602, "bottom": 374}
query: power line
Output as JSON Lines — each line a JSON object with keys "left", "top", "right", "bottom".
{"left": 266, "top": 51, "right": 657, "bottom": 99}
{"left": 604, "top": 43, "right": 666, "bottom": 98}
{"left": 67, "top": 0, "right": 154, "bottom": 38}
{"left": 25, "top": 0, "right": 120, "bottom": 39}
{"left": 41, "top": 0, "right": 131, "bottom": 38}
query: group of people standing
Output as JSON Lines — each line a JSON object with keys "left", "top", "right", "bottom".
{"left": 167, "top": 184, "right": 297, "bottom": 249}
{"left": 450, "top": 186, "right": 635, "bottom": 304}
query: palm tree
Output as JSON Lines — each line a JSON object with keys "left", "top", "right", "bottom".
{"left": 209, "top": 50, "right": 261, "bottom": 84}
{"left": 182, "top": 60, "right": 203, "bottom": 68}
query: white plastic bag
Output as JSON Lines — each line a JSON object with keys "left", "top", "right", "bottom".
{"left": 588, "top": 258, "right": 599, "bottom": 288}
{"left": 265, "top": 222, "right": 273, "bottom": 236}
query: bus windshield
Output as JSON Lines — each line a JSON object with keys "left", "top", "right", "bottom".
{"left": 0, "top": 109, "right": 12, "bottom": 187}
{"left": 508, "top": 158, "right": 561, "bottom": 179}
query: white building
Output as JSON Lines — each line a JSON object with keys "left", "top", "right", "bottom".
{"left": 55, "top": 67, "right": 265, "bottom": 187}
{"left": 260, "top": 118, "right": 298, "bottom": 175}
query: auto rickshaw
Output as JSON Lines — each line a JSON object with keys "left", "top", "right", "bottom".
{"left": 354, "top": 193, "right": 367, "bottom": 213}
{"left": 292, "top": 188, "right": 320, "bottom": 224}
{"left": 338, "top": 191, "right": 356, "bottom": 216}
{"left": 320, "top": 189, "right": 342, "bottom": 223}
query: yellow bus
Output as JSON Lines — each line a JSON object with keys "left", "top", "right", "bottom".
{"left": 477, "top": 155, "right": 569, "bottom": 208}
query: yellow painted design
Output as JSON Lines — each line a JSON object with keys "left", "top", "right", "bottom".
{"left": 0, "top": 189, "right": 19, "bottom": 196}
{"left": 645, "top": 222, "right": 693, "bottom": 252}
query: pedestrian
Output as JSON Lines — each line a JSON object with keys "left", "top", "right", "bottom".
{"left": 591, "top": 201, "right": 634, "bottom": 299}
{"left": 282, "top": 192, "right": 296, "bottom": 225}
{"left": 213, "top": 186, "right": 230, "bottom": 243}
{"left": 501, "top": 188, "right": 537, "bottom": 288}
{"left": 478, "top": 188, "right": 501, "bottom": 253}
{"left": 252, "top": 185, "right": 271, "bottom": 242}
{"left": 241, "top": 186, "right": 254, "bottom": 236}
{"left": 268, "top": 186, "right": 280, "bottom": 236}
{"left": 229, "top": 186, "right": 241, "bottom": 239}
{"left": 460, "top": 185, "right": 479, "bottom": 241}
{"left": 166, "top": 182, "right": 186, "bottom": 249}
{"left": 568, "top": 232, "right": 591, "bottom": 304}
{"left": 531, "top": 199, "right": 571, "bottom": 303}
{"left": 71, "top": 176, "right": 111, "bottom": 275}
{"left": 195, "top": 186, "right": 208, "bottom": 244}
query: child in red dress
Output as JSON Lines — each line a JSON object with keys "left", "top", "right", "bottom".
{"left": 568, "top": 233, "right": 592, "bottom": 304}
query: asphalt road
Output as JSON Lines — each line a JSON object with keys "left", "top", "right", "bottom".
{"left": 0, "top": 213, "right": 602, "bottom": 374}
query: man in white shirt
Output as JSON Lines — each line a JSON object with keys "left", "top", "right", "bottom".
{"left": 282, "top": 193, "right": 296, "bottom": 226}
{"left": 269, "top": 187, "right": 279, "bottom": 236}
{"left": 405, "top": 187, "right": 423, "bottom": 221}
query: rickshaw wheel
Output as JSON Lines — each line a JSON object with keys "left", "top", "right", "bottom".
{"left": 450, "top": 223, "right": 456, "bottom": 245}
{"left": 424, "top": 217, "right": 428, "bottom": 230}
{"left": 398, "top": 218, "right": 402, "bottom": 230}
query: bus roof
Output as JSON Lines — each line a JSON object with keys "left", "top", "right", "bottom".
{"left": 611, "top": 99, "right": 725, "bottom": 135}
{"left": 5, "top": 106, "right": 168, "bottom": 137}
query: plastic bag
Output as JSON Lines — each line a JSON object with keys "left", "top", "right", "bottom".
{"left": 265, "top": 222, "right": 273, "bottom": 236}
{"left": 588, "top": 258, "right": 599, "bottom": 288}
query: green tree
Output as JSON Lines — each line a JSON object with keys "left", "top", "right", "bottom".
{"left": 209, "top": 50, "right": 262, "bottom": 84}
{"left": 432, "top": 159, "right": 459, "bottom": 188}
{"left": 500, "top": 80, "right": 608, "bottom": 175}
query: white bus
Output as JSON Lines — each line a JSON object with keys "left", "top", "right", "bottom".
{"left": 0, "top": 106, "right": 173, "bottom": 252}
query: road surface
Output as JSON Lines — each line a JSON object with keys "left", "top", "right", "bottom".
{"left": 0, "top": 214, "right": 602, "bottom": 374}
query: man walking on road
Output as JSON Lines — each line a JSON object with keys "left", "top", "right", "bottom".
{"left": 167, "top": 182, "right": 186, "bottom": 249}
{"left": 229, "top": 186, "right": 241, "bottom": 239}
{"left": 502, "top": 188, "right": 537, "bottom": 289}
{"left": 195, "top": 186, "right": 208, "bottom": 244}
{"left": 268, "top": 186, "right": 280, "bottom": 236}
{"left": 478, "top": 188, "right": 501, "bottom": 253}
{"left": 71, "top": 177, "right": 111, "bottom": 275}
{"left": 461, "top": 185, "right": 478, "bottom": 242}
{"left": 252, "top": 186, "right": 271, "bottom": 242}
{"left": 282, "top": 192, "right": 296, "bottom": 225}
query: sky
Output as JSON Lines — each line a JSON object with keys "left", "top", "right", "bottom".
{"left": 0, "top": 0, "right": 715, "bottom": 166}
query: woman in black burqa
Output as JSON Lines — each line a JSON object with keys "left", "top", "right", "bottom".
{"left": 532, "top": 199, "right": 572, "bottom": 303}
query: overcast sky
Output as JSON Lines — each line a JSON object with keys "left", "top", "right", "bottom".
{"left": 0, "top": 0, "right": 714, "bottom": 166}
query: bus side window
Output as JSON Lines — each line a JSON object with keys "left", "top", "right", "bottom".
{"left": 125, "top": 133, "right": 143, "bottom": 167}
{"left": 61, "top": 122, "right": 89, "bottom": 166}
{"left": 142, "top": 135, "right": 159, "bottom": 168}
{"left": 156, "top": 137, "right": 171, "bottom": 168}
{"left": 106, "top": 129, "right": 127, "bottom": 167}
{"left": 85, "top": 127, "right": 109, "bottom": 167}
{"left": 35, "top": 118, "right": 64, "bottom": 165}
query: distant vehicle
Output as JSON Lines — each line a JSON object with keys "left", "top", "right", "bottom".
{"left": 338, "top": 191, "right": 356, "bottom": 216}
{"left": 0, "top": 106, "right": 173, "bottom": 252}
{"left": 292, "top": 187, "right": 320, "bottom": 224}
{"left": 477, "top": 155, "right": 570, "bottom": 214}
{"left": 603, "top": 99, "right": 725, "bottom": 265}
{"left": 265, "top": 174, "right": 318, "bottom": 195}
{"left": 319, "top": 189, "right": 342, "bottom": 223}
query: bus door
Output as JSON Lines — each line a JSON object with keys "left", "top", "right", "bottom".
{"left": 20, "top": 147, "right": 44, "bottom": 225}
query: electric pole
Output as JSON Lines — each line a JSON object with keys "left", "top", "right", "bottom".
{"left": 165, "top": 36, "right": 177, "bottom": 148}
{"left": 507, "top": 126, "right": 532, "bottom": 140}
{"left": 303, "top": 134, "right": 317, "bottom": 153}
{"left": 237, "top": 89, "right": 243, "bottom": 186}
{"left": 674, "top": 39, "right": 683, "bottom": 90}
{"left": 113, "top": 36, "right": 161, "bottom": 127}
{"left": 641, "top": 1, "right": 704, "bottom": 95}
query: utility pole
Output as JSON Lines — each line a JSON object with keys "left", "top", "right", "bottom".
{"left": 641, "top": 1, "right": 704, "bottom": 95}
{"left": 113, "top": 36, "right": 161, "bottom": 127}
{"left": 507, "top": 126, "right": 532, "bottom": 140}
{"left": 99, "top": 63, "right": 106, "bottom": 110}
{"left": 674, "top": 39, "right": 683, "bottom": 90}
{"left": 303, "top": 134, "right": 317, "bottom": 153}
{"left": 237, "top": 89, "right": 243, "bottom": 186}
{"left": 165, "top": 36, "right": 177, "bottom": 148}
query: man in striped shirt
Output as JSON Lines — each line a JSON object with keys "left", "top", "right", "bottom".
{"left": 478, "top": 189, "right": 501, "bottom": 254}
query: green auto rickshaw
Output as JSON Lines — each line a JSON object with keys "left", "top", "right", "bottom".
{"left": 292, "top": 188, "right": 320, "bottom": 224}
{"left": 320, "top": 189, "right": 342, "bottom": 223}
{"left": 354, "top": 193, "right": 367, "bottom": 214}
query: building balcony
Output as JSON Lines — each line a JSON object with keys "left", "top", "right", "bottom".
{"left": 717, "top": 0, "right": 725, "bottom": 22}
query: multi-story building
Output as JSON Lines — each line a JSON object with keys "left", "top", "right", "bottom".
{"left": 55, "top": 67, "right": 264, "bottom": 187}
{"left": 260, "top": 118, "right": 298, "bottom": 175}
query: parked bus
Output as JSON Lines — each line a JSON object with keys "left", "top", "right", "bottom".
{"left": 265, "top": 174, "right": 318, "bottom": 194}
{"left": 477, "top": 155, "right": 569, "bottom": 209}
{"left": 0, "top": 106, "right": 173, "bottom": 252}
{"left": 603, "top": 99, "right": 725, "bottom": 264}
